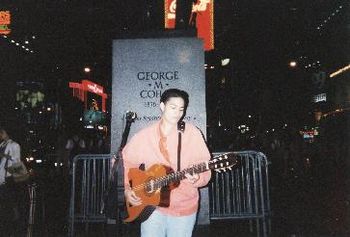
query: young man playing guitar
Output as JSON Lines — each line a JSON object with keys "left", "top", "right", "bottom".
{"left": 122, "top": 88, "right": 211, "bottom": 237}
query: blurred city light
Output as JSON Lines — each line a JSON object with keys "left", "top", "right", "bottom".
{"left": 330, "top": 64, "right": 350, "bottom": 78}
{"left": 221, "top": 58, "right": 230, "bottom": 66}
{"left": 289, "top": 61, "right": 297, "bottom": 68}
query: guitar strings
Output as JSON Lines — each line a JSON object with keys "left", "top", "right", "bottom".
{"left": 129, "top": 153, "right": 234, "bottom": 192}
{"left": 131, "top": 163, "right": 207, "bottom": 192}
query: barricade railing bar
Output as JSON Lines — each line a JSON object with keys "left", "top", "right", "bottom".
{"left": 26, "top": 183, "right": 37, "bottom": 237}
{"left": 68, "top": 154, "right": 112, "bottom": 237}
{"left": 210, "top": 151, "right": 271, "bottom": 237}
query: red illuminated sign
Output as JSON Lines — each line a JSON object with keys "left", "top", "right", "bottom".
{"left": 69, "top": 80, "right": 107, "bottom": 112}
{"left": 164, "top": 0, "right": 214, "bottom": 51}
{"left": 0, "top": 11, "right": 11, "bottom": 35}
{"left": 86, "top": 81, "right": 104, "bottom": 95}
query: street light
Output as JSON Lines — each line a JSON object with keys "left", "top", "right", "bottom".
{"left": 221, "top": 58, "right": 230, "bottom": 66}
{"left": 289, "top": 61, "right": 297, "bottom": 68}
{"left": 84, "top": 67, "right": 91, "bottom": 73}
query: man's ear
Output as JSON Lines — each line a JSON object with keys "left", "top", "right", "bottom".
{"left": 160, "top": 102, "right": 165, "bottom": 112}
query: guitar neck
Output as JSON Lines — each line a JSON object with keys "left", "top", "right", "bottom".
{"left": 153, "top": 162, "right": 208, "bottom": 190}
{"left": 142, "top": 153, "right": 237, "bottom": 192}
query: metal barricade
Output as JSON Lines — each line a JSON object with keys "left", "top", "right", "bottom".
{"left": 210, "top": 151, "right": 271, "bottom": 237}
{"left": 68, "top": 154, "right": 112, "bottom": 237}
{"left": 26, "top": 183, "right": 37, "bottom": 237}
{"left": 68, "top": 151, "right": 270, "bottom": 236}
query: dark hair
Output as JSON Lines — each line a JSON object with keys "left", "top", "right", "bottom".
{"left": 160, "top": 88, "right": 189, "bottom": 108}
{"left": 0, "top": 123, "right": 10, "bottom": 137}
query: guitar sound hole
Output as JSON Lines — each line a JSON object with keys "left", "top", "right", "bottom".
{"left": 145, "top": 179, "right": 155, "bottom": 194}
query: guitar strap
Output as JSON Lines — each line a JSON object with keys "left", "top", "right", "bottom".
{"left": 177, "top": 121, "right": 185, "bottom": 172}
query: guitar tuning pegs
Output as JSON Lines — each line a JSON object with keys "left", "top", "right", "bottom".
{"left": 228, "top": 167, "right": 232, "bottom": 170}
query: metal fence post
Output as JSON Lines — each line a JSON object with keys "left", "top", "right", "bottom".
{"left": 210, "top": 151, "right": 271, "bottom": 237}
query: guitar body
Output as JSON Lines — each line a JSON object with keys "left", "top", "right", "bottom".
{"left": 123, "top": 152, "right": 239, "bottom": 223}
{"left": 124, "top": 164, "right": 178, "bottom": 223}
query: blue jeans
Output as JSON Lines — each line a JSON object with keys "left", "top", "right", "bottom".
{"left": 141, "top": 210, "right": 197, "bottom": 237}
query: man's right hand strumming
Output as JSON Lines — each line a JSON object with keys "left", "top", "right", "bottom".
{"left": 125, "top": 187, "right": 142, "bottom": 206}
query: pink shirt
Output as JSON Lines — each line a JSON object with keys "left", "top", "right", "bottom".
{"left": 122, "top": 120, "right": 211, "bottom": 216}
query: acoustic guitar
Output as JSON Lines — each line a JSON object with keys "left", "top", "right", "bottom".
{"left": 124, "top": 152, "right": 239, "bottom": 223}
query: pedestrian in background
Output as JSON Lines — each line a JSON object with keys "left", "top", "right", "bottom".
{"left": 0, "top": 124, "right": 27, "bottom": 236}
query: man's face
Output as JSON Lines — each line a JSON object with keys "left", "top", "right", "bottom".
{"left": 160, "top": 97, "right": 185, "bottom": 126}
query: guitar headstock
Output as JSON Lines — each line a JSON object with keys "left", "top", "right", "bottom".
{"left": 208, "top": 153, "right": 239, "bottom": 173}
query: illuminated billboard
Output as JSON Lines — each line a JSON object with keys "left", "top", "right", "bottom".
{"left": 69, "top": 80, "right": 107, "bottom": 112}
{"left": 164, "top": 0, "right": 214, "bottom": 51}
{"left": 16, "top": 82, "right": 45, "bottom": 109}
{"left": 0, "top": 11, "right": 11, "bottom": 35}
